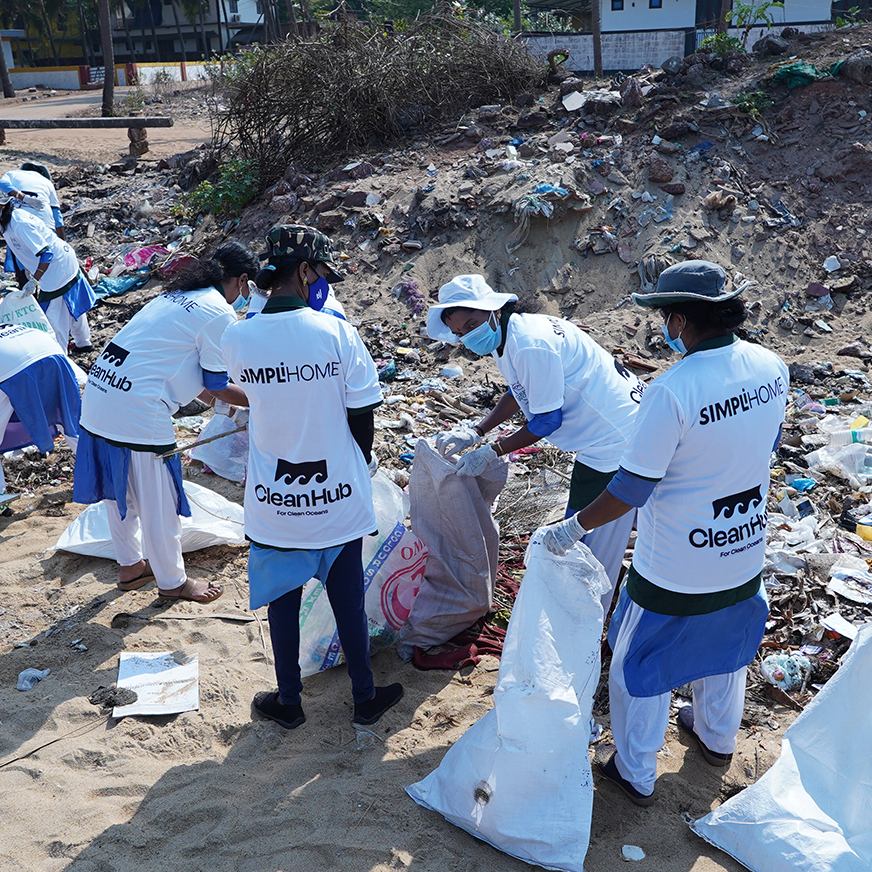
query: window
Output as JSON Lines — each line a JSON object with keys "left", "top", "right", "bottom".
{"left": 229, "top": 0, "right": 238, "bottom": 11}
{"left": 649, "top": 0, "right": 662, "bottom": 7}
{"left": 611, "top": 0, "right": 623, "bottom": 9}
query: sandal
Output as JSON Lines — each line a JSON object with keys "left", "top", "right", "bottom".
{"left": 158, "top": 579, "right": 223, "bottom": 603}
{"left": 118, "top": 562, "right": 156, "bottom": 591}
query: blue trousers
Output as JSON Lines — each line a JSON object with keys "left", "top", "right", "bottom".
{"left": 267, "top": 538, "right": 375, "bottom": 706}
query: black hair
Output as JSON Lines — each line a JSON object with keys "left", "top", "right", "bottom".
{"left": 163, "top": 240, "right": 259, "bottom": 294}
{"left": 660, "top": 298, "right": 747, "bottom": 332}
{"left": 439, "top": 296, "right": 539, "bottom": 327}
{"left": 21, "top": 162, "right": 52, "bottom": 181}
{"left": 0, "top": 201, "right": 13, "bottom": 231}
{"left": 254, "top": 256, "right": 314, "bottom": 290}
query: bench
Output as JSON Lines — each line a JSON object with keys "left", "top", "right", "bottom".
{"left": 0, "top": 117, "right": 175, "bottom": 156}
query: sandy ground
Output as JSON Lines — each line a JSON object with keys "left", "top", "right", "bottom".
{"left": 0, "top": 88, "right": 801, "bottom": 872}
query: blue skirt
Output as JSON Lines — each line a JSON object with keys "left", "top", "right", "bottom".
{"left": 72, "top": 429, "right": 191, "bottom": 521}
{"left": 608, "top": 584, "right": 769, "bottom": 697}
{"left": 40, "top": 272, "right": 96, "bottom": 320}
{"left": 0, "top": 355, "right": 81, "bottom": 453}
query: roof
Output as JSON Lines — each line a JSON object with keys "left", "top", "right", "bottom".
{"left": 524, "top": 0, "right": 592, "bottom": 14}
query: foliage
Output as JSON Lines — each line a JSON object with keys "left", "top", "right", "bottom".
{"left": 211, "top": 12, "right": 544, "bottom": 188}
{"left": 733, "top": 90, "right": 773, "bottom": 116}
{"left": 180, "top": 158, "right": 260, "bottom": 218}
{"left": 731, "top": 0, "right": 784, "bottom": 46}
{"left": 835, "top": 5, "right": 864, "bottom": 27}
{"left": 699, "top": 32, "right": 744, "bottom": 56}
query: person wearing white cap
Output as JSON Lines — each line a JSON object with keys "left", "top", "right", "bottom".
{"left": 427, "top": 274, "right": 647, "bottom": 617}
{"left": 542, "top": 261, "right": 788, "bottom": 806}
{"left": 0, "top": 194, "right": 95, "bottom": 352}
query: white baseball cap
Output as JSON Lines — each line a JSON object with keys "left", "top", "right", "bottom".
{"left": 426, "top": 275, "right": 518, "bottom": 343}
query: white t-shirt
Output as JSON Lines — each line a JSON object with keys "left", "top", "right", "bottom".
{"left": 222, "top": 305, "right": 382, "bottom": 550}
{"left": 81, "top": 287, "right": 237, "bottom": 446}
{"left": 0, "top": 209, "right": 78, "bottom": 292}
{"left": 0, "top": 323, "right": 66, "bottom": 382}
{"left": 2, "top": 170, "right": 60, "bottom": 229}
{"left": 493, "top": 313, "right": 646, "bottom": 471}
{"left": 621, "top": 338, "right": 789, "bottom": 595}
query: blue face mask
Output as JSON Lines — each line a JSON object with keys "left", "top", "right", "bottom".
{"left": 231, "top": 288, "right": 249, "bottom": 312}
{"left": 661, "top": 313, "right": 687, "bottom": 355}
{"left": 308, "top": 275, "right": 330, "bottom": 311}
{"left": 461, "top": 312, "right": 501, "bottom": 355}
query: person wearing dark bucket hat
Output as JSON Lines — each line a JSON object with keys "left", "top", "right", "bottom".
{"left": 221, "top": 224, "right": 403, "bottom": 732}
{"left": 543, "top": 259, "right": 789, "bottom": 806}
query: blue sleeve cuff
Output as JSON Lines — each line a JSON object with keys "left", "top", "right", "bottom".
{"left": 202, "top": 369, "right": 229, "bottom": 391}
{"left": 607, "top": 467, "right": 660, "bottom": 508}
{"left": 0, "top": 180, "right": 13, "bottom": 195}
{"left": 773, "top": 424, "right": 782, "bottom": 452}
{"left": 527, "top": 407, "right": 562, "bottom": 438}
{"left": 51, "top": 206, "right": 64, "bottom": 228}
{"left": 38, "top": 250, "right": 54, "bottom": 265}
{"left": 506, "top": 385, "right": 512, "bottom": 396}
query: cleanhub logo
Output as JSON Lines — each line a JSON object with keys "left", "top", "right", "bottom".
{"left": 255, "top": 458, "right": 352, "bottom": 513}
{"left": 89, "top": 341, "right": 132, "bottom": 392}
{"left": 688, "top": 485, "right": 766, "bottom": 554}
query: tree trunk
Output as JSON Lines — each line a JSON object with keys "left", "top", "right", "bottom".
{"left": 146, "top": 0, "right": 162, "bottom": 61}
{"left": 197, "top": 0, "right": 210, "bottom": 56}
{"left": 98, "top": 0, "right": 115, "bottom": 116}
{"left": 171, "top": 0, "right": 188, "bottom": 62}
{"left": 76, "top": 0, "right": 95, "bottom": 66}
{"left": 284, "top": 0, "right": 299, "bottom": 38}
{"left": 512, "top": 0, "right": 522, "bottom": 33}
{"left": 0, "top": 40, "right": 15, "bottom": 98}
{"left": 717, "top": 0, "right": 731, "bottom": 32}
{"left": 592, "top": 0, "right": 603, "bottom": 76}
{"left": 299, "top": 0, "right": 310, "bottom": 36}
{"left": 121, "top": 5, "right": 139, "bottom": 62}
{"left": 38, "top": 0, "right": 61, "bottom": 65}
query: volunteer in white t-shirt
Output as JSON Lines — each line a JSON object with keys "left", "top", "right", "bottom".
{"left": 0, "top": 195, "right": 95, "bottom": 351}
{"left": 222, "top": 224, "right": 404, "bottom": 731}
{"left": 427, "top": 274, "right": 646, "bottom": 614}
{"left": 544, "top": 261, "right": 788, "bottom": 806}
{"left": 73, "top": 241, "right": 259, "bottom": 603}
{"left": 0, "top": 163, "right": 92, "bottom": 353}
{"left": 0, "top": 323, "right": 80, "bottom": 508}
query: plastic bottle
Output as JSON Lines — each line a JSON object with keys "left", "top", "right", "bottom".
{"left": 827, "top": 428, "right": 872, "bottom": 447}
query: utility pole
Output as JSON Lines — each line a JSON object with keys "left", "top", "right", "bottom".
{"left": 592, "top": 0, "right": 603, "bottom": 76}
{"left": 98, "top": 0, "right": 115, "bottom": 117}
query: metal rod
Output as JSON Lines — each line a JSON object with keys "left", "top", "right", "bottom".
{"left": 159, "top": 423, "right": 248, "bottom": 459}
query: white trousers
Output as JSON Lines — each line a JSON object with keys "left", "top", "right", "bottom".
{"left": 0, "top": 389, "right": 77, "bottom": 493}
{"left": 104, "top": 450, "right": 186, "bottom": 591}
{"left": 582, "top": 509, "right": 635, "bottom": 616}
{"left": 43, "top": 296, "right": 74, "bottom": 349}
{"left": 70, "top": 313, "right": 91, "bottom": 348}
{"left": 609, "top": 598, "right": 747, "bottom": 795}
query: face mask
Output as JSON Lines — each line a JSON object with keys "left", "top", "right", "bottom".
{"left": 661, "top": 313, "right": 687, "bottom": 355}
{"left": 231, "top": 280, "right": 250, "bottom": 312}
{"left": 461, "top": 312, "right": 501, "bottom": 355}
{"left": 307, "top": 275, "right": 330, "bottom": 311}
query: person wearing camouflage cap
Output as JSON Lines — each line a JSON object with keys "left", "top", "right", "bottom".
{"left": 221, "top": 223, "right": 404, "bottom": 731}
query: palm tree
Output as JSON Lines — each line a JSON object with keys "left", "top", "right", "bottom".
{"left": 0, "top": 3, "right": 18, "bottom": 96}
{"left": 98, "top": 0, "right": 115, "bottom": 116}
{"left": 180, "top": 0, "right": 209, "bottom": 57}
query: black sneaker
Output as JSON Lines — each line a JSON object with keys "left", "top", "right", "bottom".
{"left": 71, "top": 344, "right": 94, "bottom": 355}
{"left": 253, "top": 690, "right": 305, "bottom": 729}
{"left": 353, "top": 683, "right": 404, "bottom": 725}
{"left": 597, "top": 752, "right": 656, "bottom": 807}
{"left": 677, "top": 705, "right": 733, "bottom": 767}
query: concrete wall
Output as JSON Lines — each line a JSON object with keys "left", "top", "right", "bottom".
{"left": 524, "top": 30, "right": 687, "bottom": 71}
{"left": 8, "top": 67, "right": 84, "bottom": 90}
{"left": 135, "top": 61, "right": 217, "bottom": 84}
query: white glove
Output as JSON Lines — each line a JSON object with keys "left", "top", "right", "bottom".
{"left": 436, "top": 423, "right": 482, "bottom": 459}
{"left": 21, "top": 278, "right": 38, "bottom": 296}
{"left": 542, "top": 514, "right": 589, "bottom": 556}
{"left": 367, "top": 455, "right": 379, "bottom": 478}
{"left": 21, "top": 195, "right": 43, "bottom": 208}
{"left": 454, "top": 443, "right": 498, "bottom": 476}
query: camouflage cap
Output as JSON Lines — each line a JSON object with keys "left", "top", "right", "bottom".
{"left": 264, "top": 224, "right": 345, "bottom": 282}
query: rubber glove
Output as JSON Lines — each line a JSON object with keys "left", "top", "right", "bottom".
{"left": 454, "top": 443, "right": 497, "bottom": 476}
{"left": 436, "top": 423, "right": 482, "bottom": 460}
{"left": 21, "top": 195, "right": 43, "bottom": 208}
{"left": 21, "top": 278, "right": 38, "bottom": 296}
{"left": 542, "top": 514, "right": 589, "bottom": 556}
{"left": 368, "top": 454, "right": 379, "bottom": 478}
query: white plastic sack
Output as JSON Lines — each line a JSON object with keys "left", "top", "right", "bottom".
{"left": 298, "top": 471, "right": 427, "bottom": 678}
{"left": 54, "top": 480, "right": 245, "bottom": 558}
{"left": 406, "top": 532, "right": 610, "bottom": 872}
{"left": 397, "top": 439, "right": 508, "bottom": 660}
{"left": 188, "top": 413, "right": 248, "bottom": 483}
{"left": 0, "top": 289, "right": 54, "bottom": 335}
{"left": 692, "top": 623, "right": 872, "bottom": 872}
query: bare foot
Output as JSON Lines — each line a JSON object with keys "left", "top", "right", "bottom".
{"left": 158, "top": 579, "right": 223, "bottom": 603}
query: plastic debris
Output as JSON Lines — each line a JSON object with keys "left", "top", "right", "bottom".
{"left": 622, "top": 845, "right": 646, "bottom": 861}
{"left": 17, "top": 667, "right": 50, "bottom": 691}
{"left": 761, "top": 653, "right": 812, "bottom": 691}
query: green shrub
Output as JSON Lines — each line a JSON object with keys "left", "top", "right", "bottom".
{"left": 181, "top": 158, "right": 259, "bottom": 218}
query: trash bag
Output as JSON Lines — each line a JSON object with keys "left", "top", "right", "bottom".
{"left": 692, "top": 623, "right": 872, "bottom": 872}
{"left": 54, "top": 480, "right": 245, "bottom": 557}
{"left": 298, "top": 472, "right": 427, "bottom": 678}
{"left": 0, "top": 289, "right": 54, "bottom": 334}
{"left": 397, "top": 439, "right": 507, "bottom": 661}
{"left": 406, "top": 533, "right": 610, "bottom": 872}
{"left": 188, "top": 413, "right": 248, "bottom": 483}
